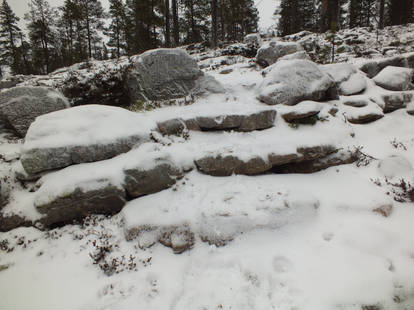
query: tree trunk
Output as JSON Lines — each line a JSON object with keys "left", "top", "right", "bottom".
{"left": 165, "top": 0, "right": 171, "bottom": 47}
{"left": 379, "top": 0, "right": 385, "bottom": 29}
{"left": 172, "top": 0, "right": 179, "bottom": 46}
{"left": 211, "top": 0, "right": 218, "bottom": 48}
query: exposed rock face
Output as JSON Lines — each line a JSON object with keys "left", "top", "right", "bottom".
{"left": 279, "top": 51, "right": 310, "bottom": 61}
{"left": 273, "top": 149, "right": 357, "bottom": 174}
{"left": 0, "top": 87, "right": 69, "bottom": 137}
{"left": 373, "top": 66, "right": 414, "bottom": 91}
{"left": 126, "top": 48, "right": 210, "bottom": 103}
{"left": 258, "top": 60, "right": 338, "bottom": 106}
{"left": 321, "top": 63, "right": 367, "bottom": 95}
{"left": 0, "top": 213, "right": 32, "bottom": 232}
{"left": 124, "top": 160, "right": 183, "bottom": 198}
{"left": 195, "top": 155, "right": 272, "bottom": 177}
{"left": 347, "top": 112, "right": 384, "bottom": 124}
{"left": 256, "top": 41, "right": 303, "bottom": 67}
{"left": 157, "top": 110, "right": 277, "bottom": 135}
{"left": 382, "top": 92, "right": 413, "bottom": 113}
{"left": 195, "top": 145, "right": 340, "bottom": 177}
{"left": 35, "top": 183, "right": 126, "bottom": 227}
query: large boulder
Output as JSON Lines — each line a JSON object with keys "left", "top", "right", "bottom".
{"left": 373, "top": 66, "right": 414, "bottom": 91}
{"left": 20, "top": 105, "right": 155, "bottom": 175}
{"left": 0, "top": 86, "right": 69, "bottom": 137}
{"left": 257, "top": 60, "right": 338, "bottom": 106}
{"left": 243, "top": 33, "right": 262, "bottom": 48}
{"left": 125, "top": 48, "right": 221, "bottom": 103}
{"left": 321, "top": 63, "right": 367, "bottom": 95}
{"left": 256, "top": 41, "right": 303, "bottom": 67}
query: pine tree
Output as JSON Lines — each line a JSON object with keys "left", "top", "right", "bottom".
{"left": 172, "top": 0, "right": 179, "bottom": 46}
{"left": 106, "top": 0, "right": 127, "bottom": 58}
{"left": 164, "top": 0, "right": 171, "bottom": 47}
{"left": 278, "top": 0, "right": 317, "bottom": 36}
{"left": 25, "top": 0, "right": 58, "bottom": 74}
{"left": 211, "top": 0, "right": 218, "bottom": 47}
{"left": 0, "top": 0, "right": 22, "bottom": 74}
{"left": 220, "top": 0, "right": 258, "bottom": 41}
{"left": 78, "top": 0, "right": 106, "bottom": 59}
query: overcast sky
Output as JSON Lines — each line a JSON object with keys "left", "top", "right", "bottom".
{"left": 10, "top": 0, "right": 278, "bottom": 32}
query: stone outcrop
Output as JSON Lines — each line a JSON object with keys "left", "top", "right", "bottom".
{"left": 125, "top": 48, "right": 222, "bottom": 103}
{"left": 258, "top": 60, "right": 338, "bottom": 106}
{"left": 0, "top": 86, "right": 69, "bottom": 137}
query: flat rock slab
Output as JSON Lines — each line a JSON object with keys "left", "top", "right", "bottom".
{"left": 0, "top": 86, "right": 69, "bottom": 137}
{"left": 347, "top": 113, "right": 384, "bottom": 124}
{"left": 281, "top": 101, "right": 322, "bottom": 122}
{"left": 157, "top": 110, "right": 276, "bottom": 135}
{"left": 258, "top": 59, "right": 337, "bottom": 106}
{"left": 195, "top": 145, "right": 338, "bottom": 176}
{"left": 342, "top": 97, "right": 370, "bottom": 108}
{"left": 272, "top": 149, "right": 357, "bottom": 174}
{"left": 35, "top": 183, "right": 126, "bottom": 227}
{"left": 373, "top": 66, "right": 414, "bottom": 91}
{"left": 20, "top": 105, "right": 155, "bottom": 175}
{"left": 0, "top": 213, "right": 32, "bottom": 232}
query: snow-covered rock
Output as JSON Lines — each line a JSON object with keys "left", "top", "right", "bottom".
{"left": 20, "top": 105, "right": 155, "bottom": 175}
{"left": 122, "top": 172, "right": 320, "bottom": 248}
{"left": 256, "top": 41, "right": 303, "bottom": 67}
{"left": 342, "top": 99, "right": 384, "bottom": 124}
{"left": 125, "top": 48, "right": 222, "bottom": 103}
{"left": 373, "top": 66, "right": 414, "bottom": 91}
{"left": 382, "top": 92, "right": 413, "bottom": 113}
{"left": 279, "top": 51, "right": 310, "bottom": 61}
{"left": 0, "top": 86, "right": 69, "bottom": 137}
{"left": 124, "top": 159, "right": 183, "bottom": 198}
{"left": 35, "top": 182, "right": 126, "bottom": 227}
{"left": 157, "top": 110, "right": 276, "bottom": 135}
{"left": 243, "top": 33, "right": 262, "bottom": 47}
{"left": 257, "top": 60, "right": 337, "bottom": 105}
{"left": 321, "top": 63, "right": 367, "bottom": 95}
{"left": 281, "top": 101, "right": 322, "bottom": 122}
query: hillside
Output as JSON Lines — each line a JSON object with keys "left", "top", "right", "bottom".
{"left": 0, "top": 24, "right": 414, "bottom": 310}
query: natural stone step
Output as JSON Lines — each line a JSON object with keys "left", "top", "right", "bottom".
{"left": 20, "top": 105, "right": 155, "bottom": 175}
{"left": 195, "top": 145, "right": 340, "bottom": 177}
{"left": 35, "top": 183, "right": 126, "bottom": 227}
{"left": 122, "top": 172, "right": 320, "bottom": 251}
{"left": 280, "top": 101, "right": 322, "bottom": 123}
{"left": 321, "top": 63, "right": 367, "bottom": 96}
{"left": 124, "top": 160, "right": 183, "bottom": 198}
{"left": 157, "top": 110, "right": 276, "bottom": 135}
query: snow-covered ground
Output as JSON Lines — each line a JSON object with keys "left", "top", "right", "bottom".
{"left": 1, "top": 30, "right": 414, "bottom": 310}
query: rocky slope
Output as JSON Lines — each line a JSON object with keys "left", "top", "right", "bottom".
{"left": 0, "top": 24, "right": 414, "bottom": 310}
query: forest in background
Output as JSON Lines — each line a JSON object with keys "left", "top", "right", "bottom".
{"left": 0, "top": 0, "right": 413, "bottom": 76}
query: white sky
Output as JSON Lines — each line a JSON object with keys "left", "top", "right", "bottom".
{"left": 10, "top": 0, "right": 278, "bottom": 32}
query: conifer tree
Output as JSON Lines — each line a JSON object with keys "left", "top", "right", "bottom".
{"left": 0, "top": 0, "right": 22, "bottom": 74}
{"left": 25, "top": 0, "right": 58, "bottom": 73}
{"left": 106, "top": 0, "right": 127, "bottom": 58}
{"left": 388, "top": 0, "right": 414, "bottom": 25}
